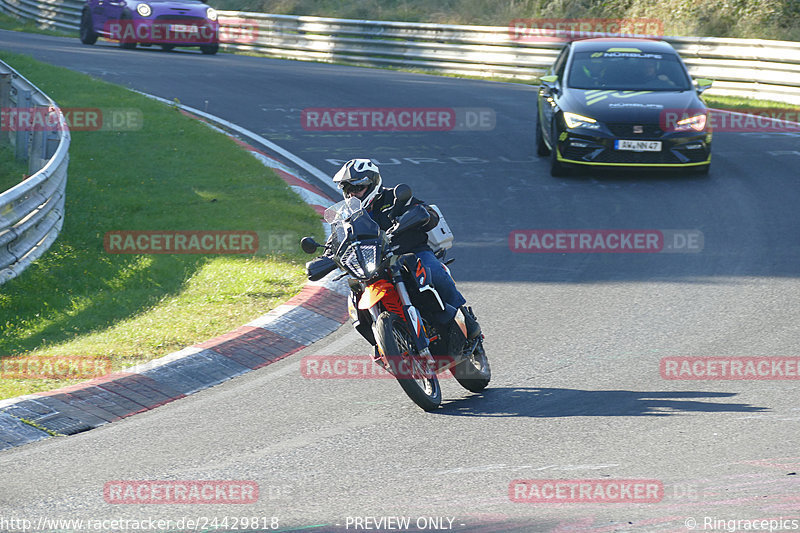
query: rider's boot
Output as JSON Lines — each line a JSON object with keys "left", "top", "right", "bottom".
{"left": 458, "top": 305, "right": 481, "bottom": 340}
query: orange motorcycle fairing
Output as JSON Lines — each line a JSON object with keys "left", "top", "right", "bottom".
{"left": 358, "top": 279, "right": 405, "bottom": 317}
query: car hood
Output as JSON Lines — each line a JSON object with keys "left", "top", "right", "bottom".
{"left": 144, "top": 0, "right": 207, "bottom": 4}
{"left": 560, "top": 88, "right": 706, "bottom": 122}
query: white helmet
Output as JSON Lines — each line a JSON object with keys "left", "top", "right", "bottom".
{"left": 332, "top": 159, "right": 382, "bottom": 209}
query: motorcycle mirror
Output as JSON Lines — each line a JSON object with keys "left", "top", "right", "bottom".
{"left": 394, "top": 183, "right": 412, "bottom": 205}
{"left": 300, "top": 236, "right": 322, "bottom": 254}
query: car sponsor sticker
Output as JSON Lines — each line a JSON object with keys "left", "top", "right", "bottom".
{"left": 608, "top": 103, "right": 664, "bottom": 109}
{"left": 615, "top": 140, "right": 662, "bottom": 151}
{"left": 600, "top": 52, "right": 663, "bottom": 59}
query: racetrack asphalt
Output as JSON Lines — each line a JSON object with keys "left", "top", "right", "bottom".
{"left": 1, "top": 30, "right": 799, "bottom": 532}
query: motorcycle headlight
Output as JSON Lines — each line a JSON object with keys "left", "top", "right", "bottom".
{"left": 563, "top": 111, "right": 601, "bottom": 130}
{"left": 343, "top": 244, "right": 379, "bottom": 279}
{"left": 136, "top": 3, "right": 151, "bottom": 17}
{"left": 206, "top": 7, "right": 218, "bottom": 21}
{"left": 675, "top": 114, "right": 707, "bottom": 132}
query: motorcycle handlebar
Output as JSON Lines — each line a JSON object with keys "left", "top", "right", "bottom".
{"left": 306, "top": 255, "right": 338, "bottom": 281}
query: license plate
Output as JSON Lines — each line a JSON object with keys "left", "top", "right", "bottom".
{"left": 615, "top": 139, "right": 662, "bottom": 152}
{"left": 170, "top": 24, "right": 197, "bottom": 33}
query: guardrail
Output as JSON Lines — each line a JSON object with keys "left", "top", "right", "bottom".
{"left": 1, "top": 0, "right": 799, "bottom": 104}
{"left": 0, "top": 60, "right": 70, "bottom": 284}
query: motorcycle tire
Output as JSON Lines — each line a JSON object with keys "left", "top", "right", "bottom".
{"left": 375, "top": 311, "right": 442, "bottom": 411}
{"left": 453, "top": 337, "right": 491, "bottom": 392}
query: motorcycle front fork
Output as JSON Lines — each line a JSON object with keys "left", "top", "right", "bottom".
{"left": 367, "top": 276, "right": 435, "bottom": 365}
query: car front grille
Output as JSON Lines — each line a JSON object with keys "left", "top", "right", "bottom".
{"left": 591, "top": 149, "right": 684, "bottom": 164}
{"left": 154, "top": 15, "right": 207, "bottom": 23}
{"left": 562, "top": 145, "right": 598, "bottom": 161}
{"left": 673, "top": 145, "right": 711, "bottom": 163}
{"left": 606, "top": 123, "right": 664, "bottom": 138}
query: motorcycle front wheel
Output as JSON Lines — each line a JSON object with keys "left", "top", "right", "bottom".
{"left": 453, "top": 337, "right": 491, "bottom": 392}
{"left": 375, "top": 311, "right": 442, "bottom": 411}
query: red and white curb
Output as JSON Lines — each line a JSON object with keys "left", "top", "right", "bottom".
{"left": 0, "top": 97, "right": 348, "bottom": 451}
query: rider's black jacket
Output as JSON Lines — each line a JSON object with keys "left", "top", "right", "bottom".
{"left": 366, "top": 186, "right": 439, "bottom": 254}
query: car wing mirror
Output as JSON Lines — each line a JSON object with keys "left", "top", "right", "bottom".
{"left": 540, "top": 74, "right": 559, "bottom": 95}
{"left": 695, "top": 78, "right": 713, "bottom": 95}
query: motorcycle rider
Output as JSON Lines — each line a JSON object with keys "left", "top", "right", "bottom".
{"left": 331, "top": 158, "right": 481, "bottom": 339}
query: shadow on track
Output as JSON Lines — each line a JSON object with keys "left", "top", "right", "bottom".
{"left": 437, "top": 387, "right": 768, "bottom": 417}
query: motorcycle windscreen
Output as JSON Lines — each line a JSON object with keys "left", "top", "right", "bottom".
{"left": 347, "top": 211, "right": 381, "bottom": 240}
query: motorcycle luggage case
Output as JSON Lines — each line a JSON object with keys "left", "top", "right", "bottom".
{"left": 426, "top": 205, "right": 454, "bottom": 252}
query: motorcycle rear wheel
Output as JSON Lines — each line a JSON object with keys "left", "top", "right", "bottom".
{"left": 375, "top": 311, "right": 442, "bottom": 411}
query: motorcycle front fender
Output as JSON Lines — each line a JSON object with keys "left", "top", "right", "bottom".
{"left": 358, "top": 279, "right": 395, "bottom": 310}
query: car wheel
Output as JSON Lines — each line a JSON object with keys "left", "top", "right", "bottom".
{"left": 200, "top": 43, "right": 219, "bottom": 55}
{"left": 550, "top": 122, "right": 569, "bottom": 177}
{"left": 118, "top": 13, "right": 137, "bottom": 49}
{"left": 161, "top": 45, "right": 175, "bottom": 51}
{"left": 536, "top": 113, "right": 550, "bottom": 157}
{"left": 693, "top": 162, "right": 711, "bottom": 175}
{"left": 79, "top": 10, "right": 98, "bottom": 45}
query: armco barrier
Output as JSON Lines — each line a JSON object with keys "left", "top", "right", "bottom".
{"left": 1, "top": 0, "right": 800, "bottom": 104}
{"left": 0, "top": 60, "right": 69, "bottom": 284}
{"left": 1, "top": 0, "right": 799, "bottom": 104}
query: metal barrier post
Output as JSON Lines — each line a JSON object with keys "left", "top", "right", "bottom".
{"left": 45, "top": 127, "right": 60, "bottom": 159}
{"left": 15, "top": 88, "right": 32, "bottom": 162}
{"left": 0, "top": 72, "right": 11, "bottom": 147}
{"left": 29, "top": 123, "right": 44, "bottom": 175}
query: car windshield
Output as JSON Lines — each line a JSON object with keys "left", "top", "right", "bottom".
{"left": 567, "top": 50, "right": 692, "bottom": 91}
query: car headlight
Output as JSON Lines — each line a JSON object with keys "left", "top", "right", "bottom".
{"left": 206, "top": 7, "right": 218, "bottom": 21}
{"left": 675, "top": 114, "right": 707, "bottom": 132}
{"left": 136, "top": 3, "right": 151, "bottom": 17}
{"left": 563, "top": 112, "right": 601, "bottom": 130}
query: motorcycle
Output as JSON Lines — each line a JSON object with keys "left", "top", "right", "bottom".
{"left": 300, "top": 184, "right": 491, "bottom": 411}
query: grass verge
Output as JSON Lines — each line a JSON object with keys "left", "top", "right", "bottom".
{"left": 0, "top": 50, "right": 324, "bottom": 400}
{"left": 0, "top": 144, "right": 29, "bottom": 193}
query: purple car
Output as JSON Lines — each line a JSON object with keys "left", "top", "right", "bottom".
{"left": 80, "top": 0, "right": 220, "bottom": 54}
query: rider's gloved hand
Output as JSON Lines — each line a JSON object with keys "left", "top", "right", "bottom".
{"left": 386, "top": 231, "right": 401, "bottom": 253}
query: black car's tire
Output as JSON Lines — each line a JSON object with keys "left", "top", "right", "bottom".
{"left": 79, "top": 10, "right": 98, "bottom": 45}
{"left": 693, "top": 162, "right": 711, "bottom": 175}
{"left": 453, "top": 338, "right": 491, "bottom": 392}
{"left": 200, "top": 43, "right": 219, "bottom": 55}
{"left": 375, "top": 311, "right": 441, "bottom": 412}
{"left": 536, "top": 117, "right": 550, "bottom": 157}
{"left": 161, "top": 44, "right": 175, "bottom": 51}
{"left": 535, "top": 99, "right": 551, "bottom": 156}
{"left": 550, "top": 123, "right": 570, "bottom": 177}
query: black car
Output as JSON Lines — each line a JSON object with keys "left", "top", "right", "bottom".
{"left": 536, "top": 38, "right": 713, "bottom": 176}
